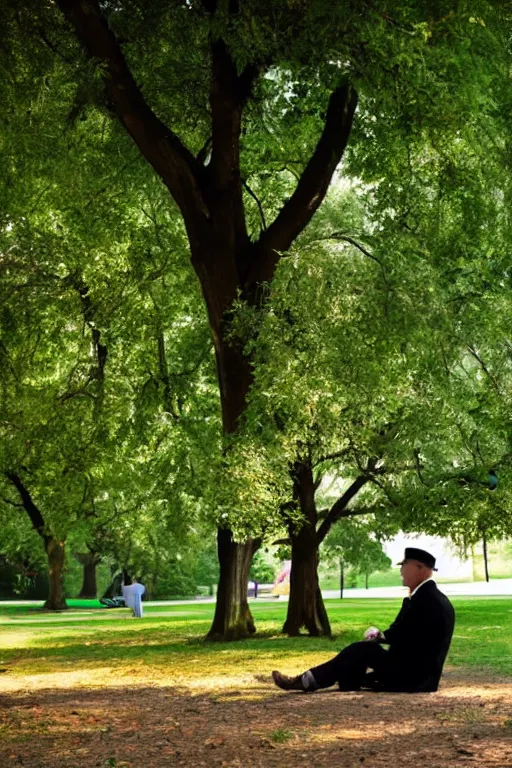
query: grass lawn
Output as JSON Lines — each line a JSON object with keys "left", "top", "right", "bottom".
{"left": 0, "top": 596, "right": 511, "bottom": 682}
{"left": 1, "top": 598, "right": 511, "bottom": 768}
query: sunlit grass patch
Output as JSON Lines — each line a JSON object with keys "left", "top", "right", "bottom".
{"left": 269, "top": 728, "right": 294, "bottom": 743}
{"left": 434, "top": 706, "right": 487, "bottom": 724}
{"left": 0, "top": 597, "right": 511, "bottom": 693}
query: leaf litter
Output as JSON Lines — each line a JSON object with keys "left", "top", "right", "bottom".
{"left": 0, "top": 667, "right": 511, "bottom": 767}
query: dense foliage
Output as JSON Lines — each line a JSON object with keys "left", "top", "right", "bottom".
{"left": 0, "top": 0, "right": 512, "bottom": 632}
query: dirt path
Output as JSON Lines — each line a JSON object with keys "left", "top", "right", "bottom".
{"left": 0, "top": 669, "right": 511, "bottom": 767}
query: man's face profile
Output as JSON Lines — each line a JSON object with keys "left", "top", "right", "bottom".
{"left": 400, "top": 558, "right": 431, "bottom": 591}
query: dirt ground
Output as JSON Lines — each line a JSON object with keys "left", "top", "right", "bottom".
{"left": 0, "top": 668, "right": 511, "bottom": 768}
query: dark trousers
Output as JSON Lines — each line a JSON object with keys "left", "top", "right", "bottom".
{"left": 310, "top": 641, "right": 389, "bottom": 691}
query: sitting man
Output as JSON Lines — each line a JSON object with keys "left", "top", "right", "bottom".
{"left": 272, "top": 547, "right": 455, "bottom": 693}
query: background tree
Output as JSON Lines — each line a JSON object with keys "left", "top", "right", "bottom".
{"left": 322, "top": 517, "right": 392, "bottom": 597}
{"left": 236, "top": 170, "right": 460, "bottom": 634}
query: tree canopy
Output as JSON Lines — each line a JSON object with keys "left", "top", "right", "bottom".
{"left": 1, "top": 0, "right": 512, "bottom": 633}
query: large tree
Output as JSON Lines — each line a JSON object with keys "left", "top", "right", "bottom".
{"left": 5, "top": 0, "right": 508, "bottom": 636}
{"left": 240, "top": 59, "right": 512, "bottom": 629}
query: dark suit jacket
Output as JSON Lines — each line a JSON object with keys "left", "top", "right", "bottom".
{"left": 376, "top": 580, "right": 455, "bottom": 692}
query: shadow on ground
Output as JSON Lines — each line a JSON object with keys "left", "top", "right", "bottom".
{"left": 0, "top": 670, "right": 511, "bottom": 768}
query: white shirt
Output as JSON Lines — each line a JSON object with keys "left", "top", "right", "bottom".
{"left": 410, "top": 576, "right": 436, "bottom": 598}
{"left": 122, "top": 582, "right": 146, "bottom": 617}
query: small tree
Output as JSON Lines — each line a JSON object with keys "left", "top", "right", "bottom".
{"left": 249, "top": 550, "right": 277, "bottom": 585}
{"left": 322, "top": 517, "right": 392, "bottom": 597}
{"left": 354, "top": 539, "right": 392, "bottom": 590}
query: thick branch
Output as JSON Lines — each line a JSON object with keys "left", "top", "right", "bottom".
{"left": 5, "top": 472, "right": 48, "bottom": 544}
{"left": 38, "top": 28, "right": 75, "bottom": 64}
{"left": 207, "top": 38, "right": 257, "bottom": 253}
{"left": 250, "top": 81, "right": 358, "bottom": 283}
{"left": 313, "top": 447, "right": 351, "bottom": 468}
{"left": 67, "top": 274, "right": 107, "bottom": 411}
{"left": 201, "top": 0, "right": 217, "bottom": 12}
{"left": 316, "top": 474, "right": 369, "bottom": 545}
{"left": 272, "top": 537, "right": 291, "bottom": 546}
{"left": 74, "top": 550, "right": 102, "bottom": 565}
{"left": 209, "top": 39, "right": 256, "bottom": 185}
{"left": 55, "top": 0, "right": 207, "bottom": 220}
{"left": 332, "top": 504, "right": 386, "bottom": 519}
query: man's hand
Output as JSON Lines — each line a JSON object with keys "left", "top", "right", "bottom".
{"left": 364, "top": 626, "right": 385, "bottom": 642}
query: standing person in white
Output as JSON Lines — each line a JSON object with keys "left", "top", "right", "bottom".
{"left": 122, "top": 578, "right": 146, "bottom": 618}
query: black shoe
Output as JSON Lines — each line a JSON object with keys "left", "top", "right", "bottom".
{"left": 272, "top": 670, "right": 305, "bottom": 691}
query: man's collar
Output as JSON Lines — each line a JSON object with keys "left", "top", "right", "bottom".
{"left": 410, "top": 575, "right": 436, "bottom": 598}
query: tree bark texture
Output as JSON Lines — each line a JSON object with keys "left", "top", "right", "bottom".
{"left": 44, "top": 538, "right": 67, "bottom": 610}
{"left": 54, "top": 0, "right": 358, "bottom": 639}
{"left": 75, "top": 552, "right": 101, "bottom": 598}
{"left": 283, "top": 459, "right": 376, "bottom": 635}
{"left": 6, "top": 472, "right": 68, "bottom": 610}
{"left": 284, "top": 526, "right": 331, "bottom": 636}
{"left": 482, "top": 531, "right": 490, "bottom": 582}
{"left": 207, "top": 528, "right": 259, "bottom": 640}
{"left": 283, "top": 460, "right": 331, "bottom": 637}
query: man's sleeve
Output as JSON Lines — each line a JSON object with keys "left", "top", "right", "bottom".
{"left": 382, "top": 598, "right": 411, "bottom": 644}
{"left": 385, "top": 592, "right": 446, "bottom": 650}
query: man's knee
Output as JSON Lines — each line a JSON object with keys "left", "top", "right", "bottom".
{"left": 335, "top": 642, "right": 387, "bottom": 691}
{"left": 339, "top": 641, "right": 381, "bottom": 661}
{"left": 337, "top": 640, "right": 387, "bottom": 673}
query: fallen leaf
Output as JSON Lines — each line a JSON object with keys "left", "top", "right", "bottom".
{"left": 204, "top": 736, "right": 225, "bottom": 748}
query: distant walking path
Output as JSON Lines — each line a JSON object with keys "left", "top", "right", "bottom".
{"left": 0, "top": 578, "right": 510, "bottom": 617}
{"left": 322, "top": 577, "right": 512, "bottom": 600}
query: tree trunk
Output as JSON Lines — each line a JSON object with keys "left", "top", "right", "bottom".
{"left": 201, "top": 311, "right": 261, "bottom": 639}
{"left": 5, "top": 472, "right": 68, "bottom": 611}
{"left": 365, "top": 571, "right": 369, "bottom": 589}
{"left": 76, "top": 552, "right": 100, "bottom": 598}
{"left": 207, "top": 528, "right": 259, "bottom": 640}
{"left": 284, "top": 525, "right": 330, "bottom": 636}
{"left": 283, "top": 460, "right": 331, "bottom": 637}
{"left": 44, "top": 538, "right": 67, "bottom": 610}
{"left": 340, "top": 560, "right": 344, "bottom": 599}
{"left": 482, "top": 531, "right": 490, "bottom": 582}
{"left": 51, "top": 2, "right": 357, "bottom": 641}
